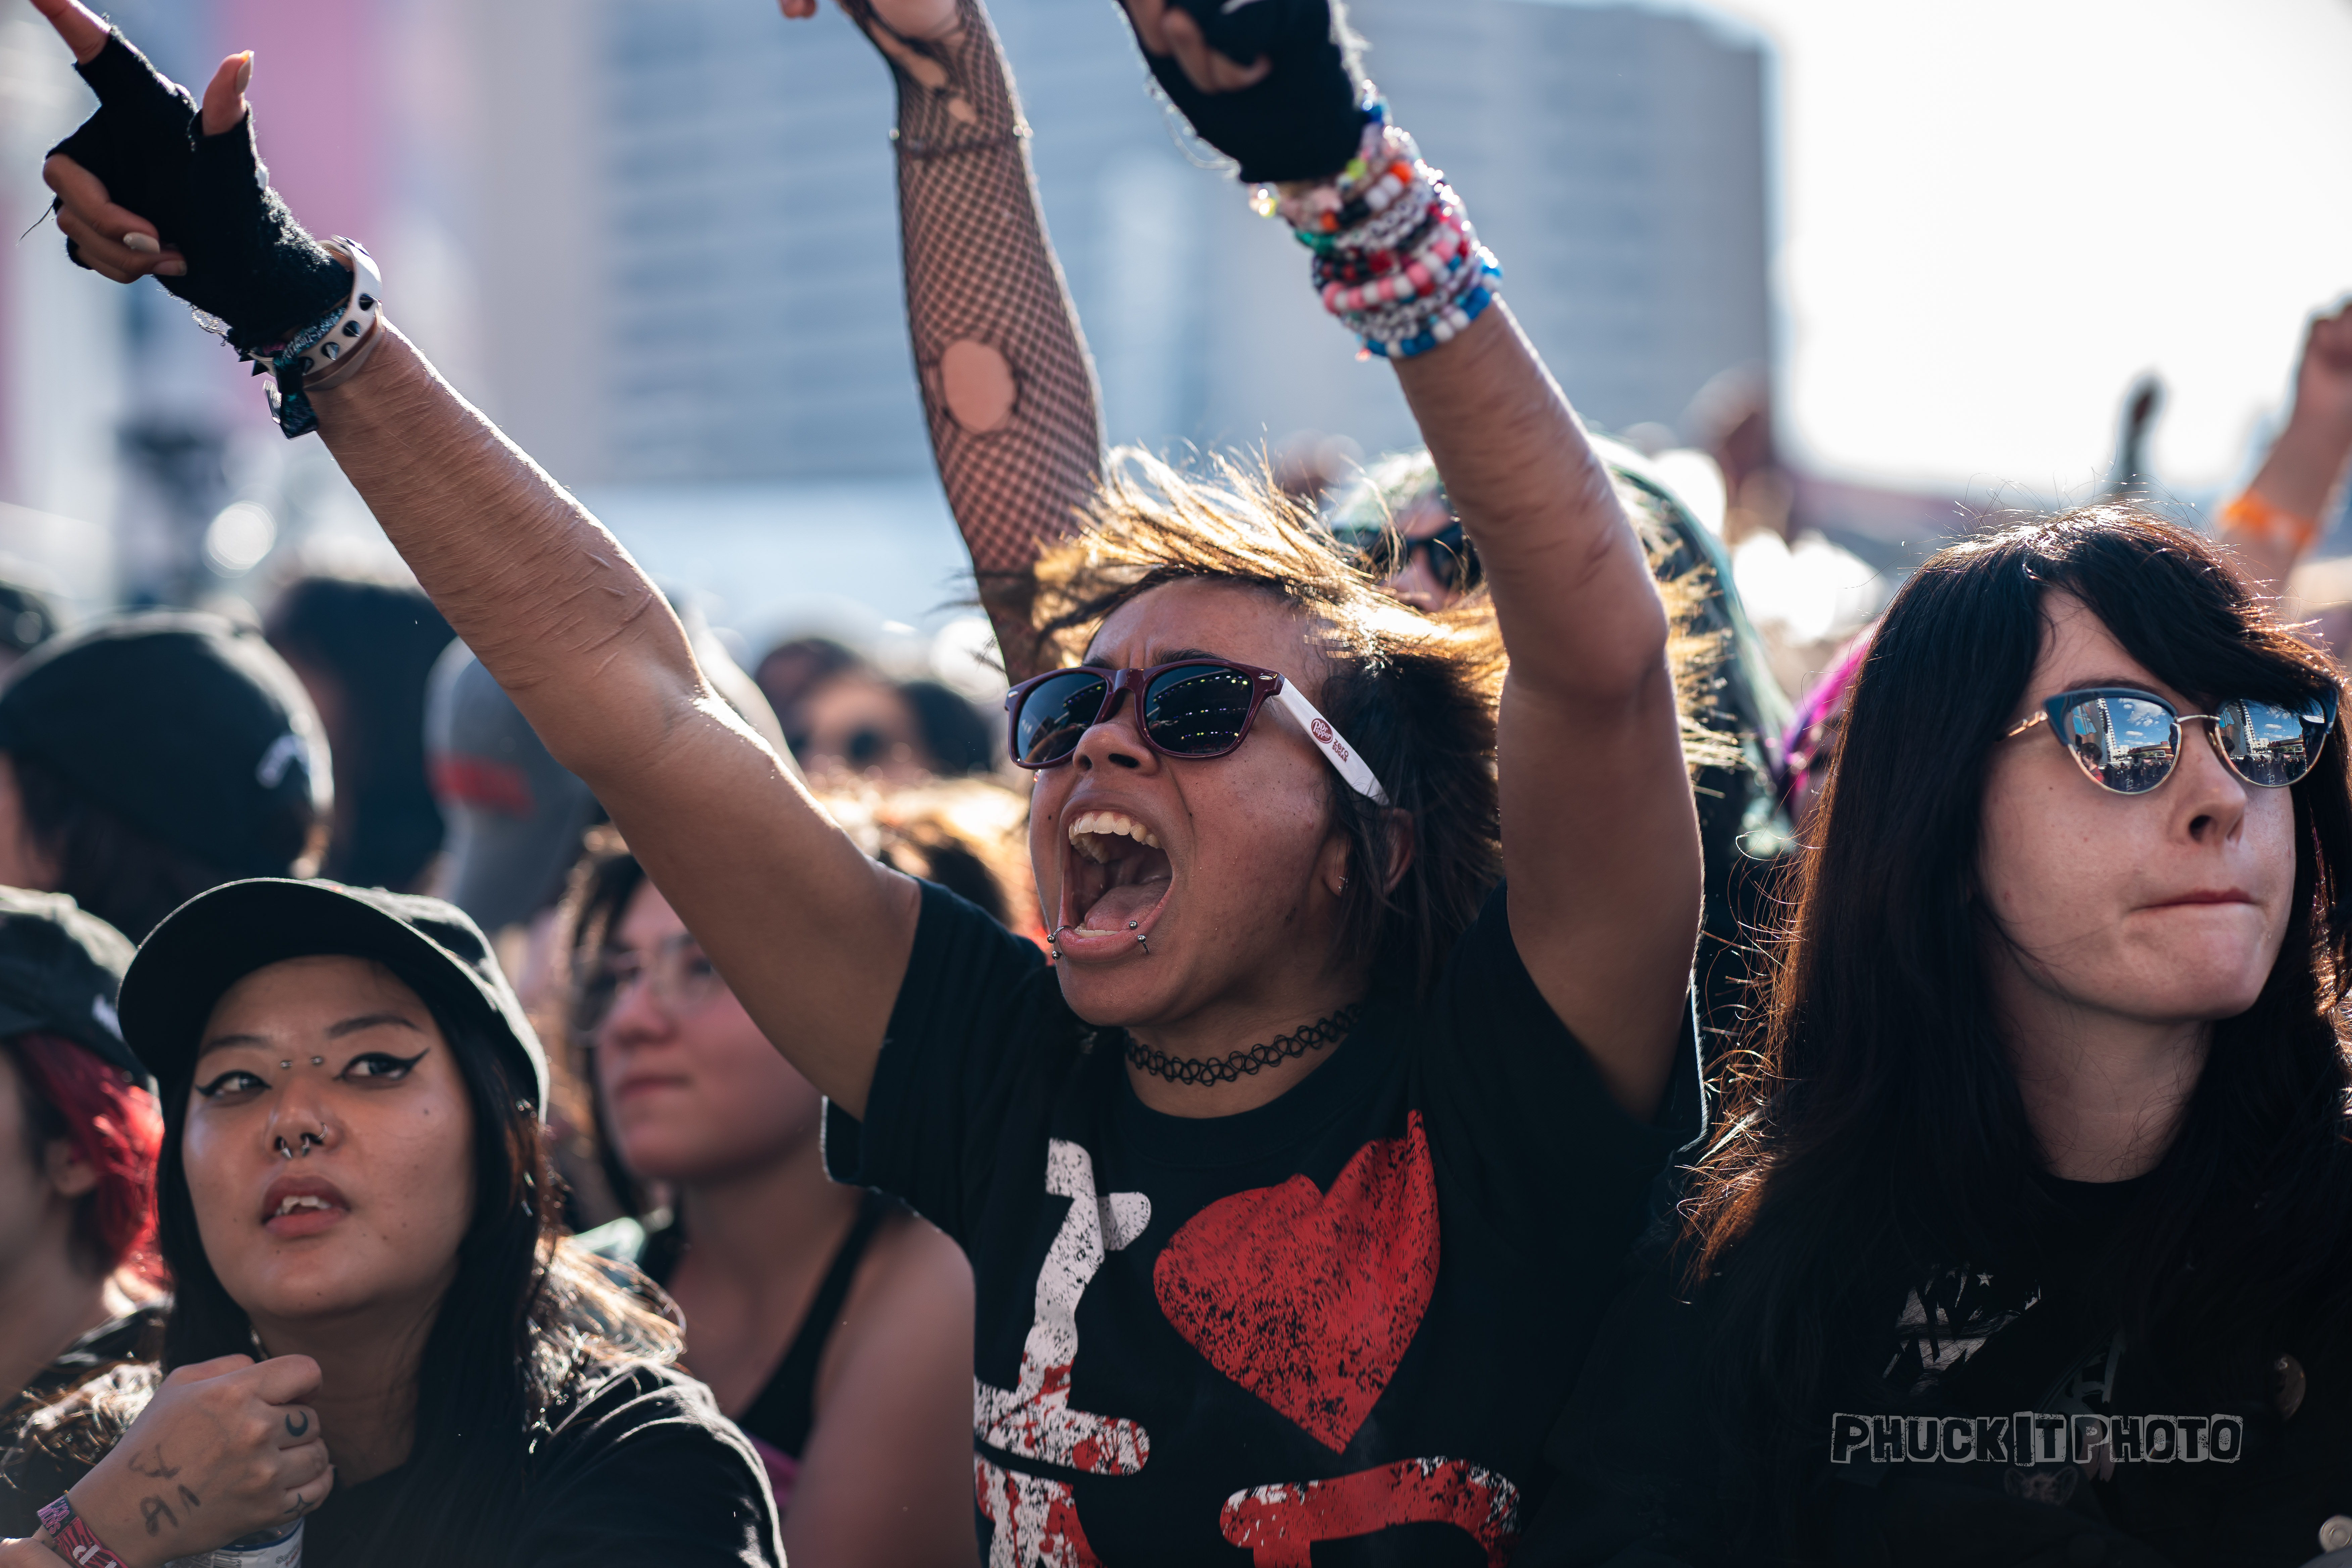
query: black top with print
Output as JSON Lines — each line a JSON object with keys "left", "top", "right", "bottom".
{"left": 824, "top": 879, "right": 1698, "bottom": 1566}
{"left": 0, "top": 1359, "right": 782, "bottom": 1567}
{"left": 1527, "top": 1174, "right": 2352, "bottom": 1567}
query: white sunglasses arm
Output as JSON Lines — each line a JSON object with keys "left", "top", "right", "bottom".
{"left": 1271, "top": 682, "right": 1392, "bottom": 805}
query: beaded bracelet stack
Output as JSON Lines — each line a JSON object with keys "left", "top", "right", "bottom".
{"left": 1254, "top": 101, "right": 1501, "bottom": 360}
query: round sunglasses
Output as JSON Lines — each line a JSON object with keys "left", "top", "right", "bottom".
{"left": 1003, "top": 659, "right": 1390, "bottom": 803}
{"left": 2005, "top": 686, "right": 2338, "bottom": 795}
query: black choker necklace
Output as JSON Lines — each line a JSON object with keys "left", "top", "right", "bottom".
{"left": 1124, "top": 1004, "right": 1363, "bottom": 1086}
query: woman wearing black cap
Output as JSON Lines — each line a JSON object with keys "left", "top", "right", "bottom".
{"left": 0, "top": 879, "right": 783, "bottom": 1568}
{"left": 0, "top": 890, "right": 165, "bottom": 1434}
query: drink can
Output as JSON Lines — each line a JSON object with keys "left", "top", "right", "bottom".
{"left": 167, "top": 1518, "right": 303, "bottom": 1568}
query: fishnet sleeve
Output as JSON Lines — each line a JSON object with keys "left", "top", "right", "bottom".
{"left": 842, "top": 0, "right": 1106, "bottom": 683}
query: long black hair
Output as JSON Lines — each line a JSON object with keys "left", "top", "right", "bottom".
{"left": 1684, "top": 506, "right": 2352, "bottom": 1519}
{"left": 152, "top": 986, "right": 677, "bottom": 1565}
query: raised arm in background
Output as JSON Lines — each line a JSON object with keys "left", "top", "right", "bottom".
{"left": 28, "top": 0, "right": 913, "bottom": 1118}
{"left": 2221, "top": 299, "right": 2352, "bottom": 598}
{"left": 1116, "top": 0, "right": 1700, "bottom": 1106}
{"left": 790, "top": 0, "right": 1105, "bottom": 681}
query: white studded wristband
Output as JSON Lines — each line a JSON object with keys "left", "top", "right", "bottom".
{"left": 298, "top": 238, "right": 383, "bottom": 379}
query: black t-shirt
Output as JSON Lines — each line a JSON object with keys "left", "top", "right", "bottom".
{"left": 0, "top": 1359, "right": 782, "bottom": 1567}
{"left": 1529, "top": 1176, "right": 2352, "bottom": 1567}
{"left": 824, "top": 879, "right": 1697, "bottom": 1565}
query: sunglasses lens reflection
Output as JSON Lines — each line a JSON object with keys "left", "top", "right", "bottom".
{"left": 2217, "top": 697, "right": 2328, "bottom": 788}
{"left": 1143, "top": 666, "right": 1256, "bottom": 757}
{"left": 2060, "top": 695, "right": 2178, "bottom": 794}
{"left": 1014, "top": 671, "right": 1109, "bottom": 766}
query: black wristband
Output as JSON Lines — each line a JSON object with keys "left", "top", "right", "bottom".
{"left": 1137, "top": 0, "right": 1366, "bottom": 183}
{"left": 47, "top": 31, "right": 346, "bottom": 349}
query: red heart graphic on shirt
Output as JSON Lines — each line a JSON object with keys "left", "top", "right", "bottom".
{"left": 1152, "top": 1113, "right": 1440, "bottom": 1452}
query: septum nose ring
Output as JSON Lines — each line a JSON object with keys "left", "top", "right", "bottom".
{"left": 274, "top": 1131, "right": 325, "bottom": 1160}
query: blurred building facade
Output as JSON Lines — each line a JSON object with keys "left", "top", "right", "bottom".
{"left": 0, "top": 0, "right": 1774, "bottom": 618}
{"left": 471, "top": 0, "right": 1774, "bottom": 484}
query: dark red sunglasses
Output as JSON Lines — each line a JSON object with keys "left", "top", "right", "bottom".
{"left": 1003, "top": 659, "right": 1389, "bottom": 802}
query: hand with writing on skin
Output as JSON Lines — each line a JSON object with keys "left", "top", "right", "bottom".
{"left": 60, "top": 1355, "right": 333, "bottom": 1568}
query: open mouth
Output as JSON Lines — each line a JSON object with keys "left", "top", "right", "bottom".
{"left": 261, "top": 1178, "right": 351, "bottom": 1237}
{"left": 1061, "top": 808, "right": 1174, "bottom": 943}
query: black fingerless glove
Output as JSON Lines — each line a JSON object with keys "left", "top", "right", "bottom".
{"left": 49, "top": 31, "right": 347, "bottom": 352}
{"left": 1138, "top": 0, "right": 1367, "bottom": 183}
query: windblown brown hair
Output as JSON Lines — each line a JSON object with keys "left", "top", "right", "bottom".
{"left": 1028, "top": 450, "right": 1506, "bottom": 996}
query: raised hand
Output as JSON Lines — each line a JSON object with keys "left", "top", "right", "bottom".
{"left": 28, "top": 0, "right": 346, "bottom": 352}
{"left": 2228, "top": 298, "right": 2352, "bottom": 594}
{"left": 62, "top": 1354, "right": 332, "bottom": 1568}
{"left": 2291, "top": 300, "right": 2352, "bottom": 444}
{"left": 1111, "top": 0, "right": 1365, "bottom": 182}
{"left": 777, "top": 0, "right": 957, "bottom": 43}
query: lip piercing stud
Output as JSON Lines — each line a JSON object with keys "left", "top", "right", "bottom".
{"left": 1127, "top": 921, "right": 1138, "bottom": 930}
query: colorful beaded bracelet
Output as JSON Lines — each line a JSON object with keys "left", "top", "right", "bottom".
{"left": 1255, "top": 99, "right": 1501, "bottom": 359}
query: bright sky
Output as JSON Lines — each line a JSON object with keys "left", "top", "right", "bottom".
{"left": 1629, "top": 0, "right": 2352, "bottom": 498}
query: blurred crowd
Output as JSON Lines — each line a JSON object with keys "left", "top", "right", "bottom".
{"left": 0, "top": 0, "right": 2346, "bottom": 1563}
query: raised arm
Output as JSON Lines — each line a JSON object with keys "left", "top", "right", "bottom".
{"left": 1399, "top": 315, "right": 1699, "bottom": 1117}
{"left": 1119, "top": 0, "right": 1699, "bottom": 1115}
{"left": 805, "top": 0, "right": 1105, "bottom": 681}
{"left": 2219, "top": 300, "right": 2352, "bottom": 600}
{"left": 27, "top": 0, "right": 909, "bottom": 1115}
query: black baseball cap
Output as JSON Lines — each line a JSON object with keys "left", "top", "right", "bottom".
{"left": 0, "top": 612, "right": 328, "bottom": 878}
{"left": 0, "top": 887, "right": 143, "bottom": 1090}
{"left": 119, "top": 878, "right": 547, "bottom": 1114}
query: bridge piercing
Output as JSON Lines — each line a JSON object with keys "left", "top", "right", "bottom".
{"left": 279, "top": 1061, "right": 291, "bottom": 1070}
{"left": 310, "top": 1056, "right": 324, "bottom": 1066}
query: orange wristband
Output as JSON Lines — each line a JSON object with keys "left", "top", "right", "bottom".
{"left": 2219, "top": 489, "right": 2321, "bottom": 555}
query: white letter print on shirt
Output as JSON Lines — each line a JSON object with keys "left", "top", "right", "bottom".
{"left": 973, "top": 1139, "right": 1152, "bottom": 1566}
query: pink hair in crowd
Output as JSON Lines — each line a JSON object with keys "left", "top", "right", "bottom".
{"left": 1779, "top": 620, "right": 1879, "bottom": 807}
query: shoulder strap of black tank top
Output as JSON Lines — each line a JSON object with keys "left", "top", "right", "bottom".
{"left": 733, "top": 1190, "right": 898, "bottom": 1458}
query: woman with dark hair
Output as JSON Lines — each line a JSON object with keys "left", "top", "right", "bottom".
{"left": 1530, "top": 507, "right": 2352, "bottom": 1567}
{"left": 23, "top": 0, "right": 1703, "bottom": 1560}
{"left": 567, "top": 844, "right": 976, "bottom": 1566}
{"left": 0, "top": 879, "right": 782, "bottom": 1567}
{"left": 0, "top": 891, "right": 164, "bottom": 1431}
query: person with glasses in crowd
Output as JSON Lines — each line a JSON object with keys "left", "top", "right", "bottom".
{"left": 1320, "top": 447, "right": 1791, "bottom": 1068}
{"left": 793, "top": 0, "right": 1788, "bottom": 1095}
{"left": 0, "top": 893, "right": 164, "bottom": 1434}
{"left": 20, "top": 0, "right": 1703, "bottom": 1560}
{"left": 0, "top": 878, "right": 783, "bottom": 1567}
{"left": 566, "top": 840, "right": 977, "bottom": 1568}
{"left": 1527, "top": 510, "right": 2352, "bottom": 1567}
